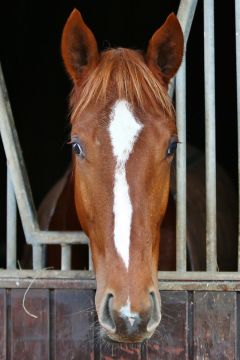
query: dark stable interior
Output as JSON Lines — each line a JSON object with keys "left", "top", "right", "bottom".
{"left": 0, "top": 0, "right": 237, "bottom": 267}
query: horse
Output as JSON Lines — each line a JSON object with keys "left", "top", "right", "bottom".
{"left": 35, "top": 9, "right": 237, "bottom": 343}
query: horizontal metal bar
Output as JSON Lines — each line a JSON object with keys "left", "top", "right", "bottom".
{"left": 160, "top": 281, "right": 240, "bottom": 291}
{"left": 0, "top": 272, "right": 240, "bottom": 291}
{"left": 30, "top": 230, "right": 89, "bottom": 245}
{"left": 0, "top": 269, "right": 94, "bottom": 279}
{"left": 6, "top": 169, "right": 17, "bottom": 269}
{"left": 158, "top": 271, "right": 240, "bottom": 281}
{"left": 0, "top": 269, "right": 240, "bottom": 282}
{"left": 0, "top": 278, "right": 96, "bottom": 290}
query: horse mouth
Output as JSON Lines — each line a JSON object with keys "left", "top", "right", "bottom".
{"left": 100, "top": 327, "right": 153, "bottom": 344}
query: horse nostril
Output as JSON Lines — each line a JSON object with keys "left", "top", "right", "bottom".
{"left": 99, "top": 294, "right": 116, "bottom": 333}
{"left": 147, "top": 291, "right": 161, "bottom": 333}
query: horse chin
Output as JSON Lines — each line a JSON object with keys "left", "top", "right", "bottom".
{"left": 100, "top": 328, "right": 154, "bottom": 344}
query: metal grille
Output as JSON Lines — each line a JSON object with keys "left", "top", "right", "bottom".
{"left": 1, "top": 0, "right": 240, "bottom": 290}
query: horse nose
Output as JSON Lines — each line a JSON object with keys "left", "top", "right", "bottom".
{"left": 98, "top": 293, "right": 116, "bottom": 333}
{"left": 98, "top": 291, "right": 161, "bottom": 340}
{"left": 147, "top": 291, "right": 162, "bottom": 332}
{"left": 117, "top": 291, "right": 161, "bottom": 334}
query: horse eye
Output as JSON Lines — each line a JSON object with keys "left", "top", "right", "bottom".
{"left": 167, "top": 141, "right": 178, "bottom": 156}
{"left": 72, "top": 142, "right": 85, "bottom": 158}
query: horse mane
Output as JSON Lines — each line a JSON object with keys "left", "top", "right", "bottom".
{"left": 70, "top": 48, "right": 174, "bottom": 122}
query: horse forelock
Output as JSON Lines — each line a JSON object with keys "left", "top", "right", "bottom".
{"left": 70, "top": 48, "right": 174, "bottom": 124}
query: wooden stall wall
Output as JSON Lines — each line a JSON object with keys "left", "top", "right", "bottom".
{"left": 0, "top": 285, "right": 239, "bottom": 359}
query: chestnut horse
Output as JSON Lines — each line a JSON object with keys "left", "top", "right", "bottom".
{"left": 61, "top": 9, "right": 182, "bottom": 343}
{"left": 36, "top": 9, "right": 237, "bottom": 343}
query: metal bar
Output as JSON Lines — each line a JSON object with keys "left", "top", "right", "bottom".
{"left": 88, "top": 247, "right": 93, "bottom": 271}
{"left": 159, "top": 281, "right": 240, "bottom": 291}
{"left": 0, "top": 277, "right": 240, "bottom": 291}
{"left": 158, "top": 271, "right": 240, "bottom": 281}
{"left": 177, "top": 0, "right": 198, "bottom": 43}
{"left": 236, "top": 0, "right": 240, "bottom": 271}
{"left": 6, "top": 168, "right": 17, "bottom": 269}
{"left": 31, "top": 230, "right": 88, "bottom": 245}
{"left": 169, "top": 0, "right": 198, "bottom": 268}
{"left": 61, "top": 244, "right": 71, "bottom": 271}
{"left": 0, "top": 64, "right": 90, "bottom": 253}
{"left": 0, "top": 64, "right": 39, "bottom": 241}
{"left": 169, "top": 0, "right": 198, "bottom": 97}
{"left": 176, "top": 56, "right": 187, "bottom": 271}
{"left": 1, "top": 268, "right": 240, "bottom": 290}
{"left": 204, "top": 0, "right": 217, "bottom": 271}
{"left": 0, "top": 269, "right": 240, "bottom": 282}
{"left": 32, "top": 244, "right": 45, "bottom": 270}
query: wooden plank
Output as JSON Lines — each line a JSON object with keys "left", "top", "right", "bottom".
{"left": 194, "top": 291, "right": 237, "bottom": 359}
{"left": 0, "top": 289, "right": 6, "bottom": 359}
{"left": 10, "top": 289, "right": 50, "bottom": 360}
{"left": 146, "top": 291, "right": 188, "bottom": 359}
{"left": 53, "top": 289, "right": 95, "bottom": 360}
{"left": 100, "top": 342, "right": 142, "bottom": 359}
{"left": 237, "top": 293, "right": 240, "bottom": 358}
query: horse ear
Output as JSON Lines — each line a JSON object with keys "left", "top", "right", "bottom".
{"left": 146, "top": 13, "right": 184, "bottom": 84}
{"left": 61, "top": 9, "right": 99, "bottom": 82}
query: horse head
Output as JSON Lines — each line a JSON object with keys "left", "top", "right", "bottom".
{"left": 61, "top": 9, "right": 183, "bottom": 343}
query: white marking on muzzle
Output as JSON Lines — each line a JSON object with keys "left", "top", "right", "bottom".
{"left": 108, "top": 100, "right": 143, "bottom": 269}
{"left": 119, "top": 297, "right": 139, "bottom": 327}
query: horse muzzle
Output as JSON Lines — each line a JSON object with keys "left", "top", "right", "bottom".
{"left": 98, "top": 290, "right": 161, "bottom": 343}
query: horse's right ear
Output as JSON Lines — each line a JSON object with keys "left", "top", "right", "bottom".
{"left": 61, "top": 9, "right": 99, "bottom": 82}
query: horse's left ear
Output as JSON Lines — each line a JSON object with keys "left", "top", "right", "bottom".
{"left": 146, "top": 13, "right": 184, "bottom": 84}
{"left": 61, "top": 9, "right": 99, "bottom": 82}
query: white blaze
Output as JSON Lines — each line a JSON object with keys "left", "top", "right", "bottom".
{"left": 108, "top": 100, "right": 143, "bottom": 269}
{"left": 120, "top": 297, "right": 139, "bottom": 327}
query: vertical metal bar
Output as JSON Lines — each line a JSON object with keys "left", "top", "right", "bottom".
{"left": 177, "top": 0, "right": 198, "bottom": 41}
{"left": 235, "top": 0, "right": 240, "bottom": 271}
{"left": 176, "top": 56, "right": 187, "bottom": 271}
{"left": 0, "top": 64, "right": 39, "bottom": 240}
{"left": 61, "top": 244, "right": 71, "bottom": 271}
{"left": 88, "top": 247, "right": 93, "bottom": 271}
{"left": 6, "top": 168, "right": 17, "bottom": 269}
{"left": 204, "top": 0, "right": 217, "bottom": 271}
{"left": 32, "top": 244, "right": 44, "bottom": 270}
{"left": 169, "top": 0, "right": 198, "bottom": 98}
{"left": 171, "top": 0, "right": 198, "bottom": 271}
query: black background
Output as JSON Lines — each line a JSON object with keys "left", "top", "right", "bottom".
{"left": 0, "top": 1, "right": 237, "bottom": 261}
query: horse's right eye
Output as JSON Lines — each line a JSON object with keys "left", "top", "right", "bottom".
{"left": 72, "top": 142, "right": 85, "bottom": 158}
{"left": 167, "top": 141, "right": 178, "bottom": 156}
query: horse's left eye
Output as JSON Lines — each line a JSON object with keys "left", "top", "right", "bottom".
{"left": 72, "top": 142, "right": 85, "bottom": 158}
{"left": 167, "top": 141, "right": 178, "bottom": 156}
